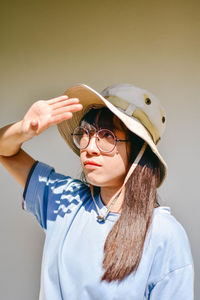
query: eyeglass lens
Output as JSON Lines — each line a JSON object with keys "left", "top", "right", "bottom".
{"left": 73, "top": 127, "right": 116, "bottom": 152}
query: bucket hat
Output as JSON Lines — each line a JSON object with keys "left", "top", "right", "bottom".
{"left": 57, "top": 83, "right": 167, "bottom": 187}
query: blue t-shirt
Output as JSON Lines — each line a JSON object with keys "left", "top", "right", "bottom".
{"left": 23, "top": 162, "right": 194, "bottom": 300}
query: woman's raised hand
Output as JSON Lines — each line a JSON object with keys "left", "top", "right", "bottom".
{"left": 0, "top": 95, "right": 83, "bottom": 157}
{"left": 21, "top": 95, "right": 83, "bottom": 141}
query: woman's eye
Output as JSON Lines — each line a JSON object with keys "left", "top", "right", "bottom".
{"left": 104, "top": 132, "right": 112, "bottom": 137}
{"left": 99, "top": 130, "right": 113, "bottom": 139}
{"left": 104, "top": 133, "right": 114, "bottom": 141}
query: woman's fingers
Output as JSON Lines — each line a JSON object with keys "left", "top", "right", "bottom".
{"left": 49, "top": 103, "right": 83, "bottom": 125}
{"left": 51, "top": 103, "right": 83, "bottom": 117}
{"left": 47, "top": 95, "right": 69, "bottom": 105}
{"left": 50, "top": 112, "right": 73, "bottom": 125}
{"left": 22, "top": 95, "right": 83, "bottom": 136}
{"left": 51, "top": 98, "right": 80, "bottom": 110}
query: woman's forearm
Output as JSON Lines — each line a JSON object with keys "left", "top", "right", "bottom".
{"left": 0, "top": 121, "right": 24, "bottom": 156}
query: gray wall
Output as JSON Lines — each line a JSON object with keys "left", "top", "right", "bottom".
{"left": 0, "top": 1, "right": 199, "bottom": 299}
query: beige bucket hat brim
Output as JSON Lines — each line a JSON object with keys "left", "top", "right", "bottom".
{"left": 57, "top": 84, "right": 167, "bottom": 187}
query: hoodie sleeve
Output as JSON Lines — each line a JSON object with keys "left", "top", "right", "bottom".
{"left": 149, "top": 264, "right": 194, "bottom": 300}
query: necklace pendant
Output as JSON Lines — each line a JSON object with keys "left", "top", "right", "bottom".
{"left": 97, "top": 215, "right": 105, "bottom": 222}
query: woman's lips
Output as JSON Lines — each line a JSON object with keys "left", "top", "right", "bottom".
{"left": 84, "top": 160, "right": 101, "bottom": 168}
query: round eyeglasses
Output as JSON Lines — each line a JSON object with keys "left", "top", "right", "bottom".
{"left": 71, "top": 126, "right": 129, "bottom": 153}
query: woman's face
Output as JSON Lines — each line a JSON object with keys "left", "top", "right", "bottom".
{"left": 80, "top": 128, "right": 130, "bottom": 189}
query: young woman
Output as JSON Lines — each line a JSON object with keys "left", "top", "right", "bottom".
{"left": 0, "top": 83, "right": 194, "bottom": 299}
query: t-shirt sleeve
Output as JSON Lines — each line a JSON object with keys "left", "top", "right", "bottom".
{"left": 149, "top": 264, "right": 194, "bottom": 300}
{"left": 22, "top": 161, "right": 79, "bottom": 230}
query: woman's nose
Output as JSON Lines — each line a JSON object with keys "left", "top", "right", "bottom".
{"left": 86, "top": 135, "right": 100, "bottom": 154}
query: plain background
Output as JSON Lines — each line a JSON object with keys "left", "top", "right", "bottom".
{"left": 0, "top": 0, "right": 199, "bottom": 299}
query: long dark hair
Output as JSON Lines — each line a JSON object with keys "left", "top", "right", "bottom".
{"left": 80, "top": 107, "right": 161, "bottom": 282}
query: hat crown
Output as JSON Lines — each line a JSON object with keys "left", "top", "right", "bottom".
{"left": 101, "top": 84, "right": 166, "bottom": 144}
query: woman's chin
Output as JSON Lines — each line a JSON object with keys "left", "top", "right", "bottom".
{"left": 85, "top": 172, "right": 124, "bottom": 188}
{"left": 85, "top": 174, "right": 104, "bottom": 187}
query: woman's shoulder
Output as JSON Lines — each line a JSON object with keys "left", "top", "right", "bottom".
{"left": 152, "top": 207, "right": 185, "bottom": 234}
{"left": 151, "top": 206, "right": 189, "bottom": 243}
{"left": 32, "top": 161, "right": 87, "bottom": 187}
{"left": 24, "top": 160, "right": 90, "bottom": 200}
{"left": 148, "top": 206, "right": 193, "bottom": 269}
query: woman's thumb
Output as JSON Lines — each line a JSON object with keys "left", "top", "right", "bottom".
{"left": 30, "top": 120, "right": 39, "bottom": 131}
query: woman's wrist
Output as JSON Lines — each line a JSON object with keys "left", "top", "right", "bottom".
{"left": 0, "top": 121, "right": 25, "bottom": 156}
{"left": 14, "top": 120, "right": 29, "bottom": 144}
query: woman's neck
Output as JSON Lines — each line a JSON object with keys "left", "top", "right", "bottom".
{"left": 100, "top": 185, "right": 125, "bottom": 213}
